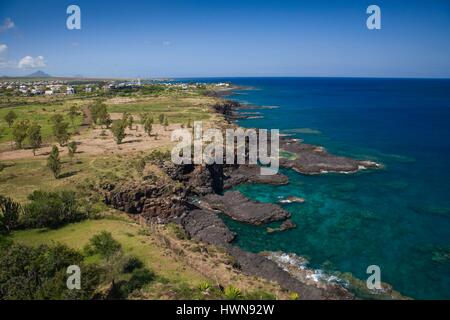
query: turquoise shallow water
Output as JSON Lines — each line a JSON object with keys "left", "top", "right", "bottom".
{"left": 190, "top": 77, "right": 450, "bottom": 299}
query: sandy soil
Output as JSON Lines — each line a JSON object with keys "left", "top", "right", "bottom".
{"left": 0, "top": 121, "right": 179, "bottom": 161}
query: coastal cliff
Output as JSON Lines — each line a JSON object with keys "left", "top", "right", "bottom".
{"left": 98, "top": 95, "right": 392, "bottom": 300}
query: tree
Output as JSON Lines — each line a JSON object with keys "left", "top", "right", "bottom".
{"left": 140, "top": 113, "right": 148, "bottom": 124}
{"left": 110, "top": 120, "right": 126, "bottom": 144}
{"left": 97, "top": 107, "right": 111, "bottom": 128}
{"left": 0, "top": 195, "right": 20, "bottom": 234}
{"left": 67, "top": 141, "right": 77, "bottom": 162}
{"left": 0, "top": 243, "right": 101, "bottom": 300}
{"left": 53, "top": 121, "right": 70, "bottom": 146}
{"left": 144, "top": 118, "right": 152, "bottom": 137}
{"left": 21, "top": 190, "right": 86, "bottom": 229}
{"left": 121, "top": 112, "right": 134, "bottom": 130}
{"left": 12, "top": 120, "right": 29, "bottom": 149}
{"left": 68, "top": 106, "right": 79, "bottom": 127}
{"left": 27, "top": 122, "right": 42, "bottom": 156}
{"left": 90, "top": 105, "right": 99, "bottom": 125}
{"left": 4, "top": 111, "right": 17, "bottom": 128}
{"left": 89, "top": 101, "right": 108, "bottom": 126}
{"left": 50, "top": 114, "right": 70, "bottom": 146}
{"left": 122, "top": 112, "right": 130, "bottom": 122}
{"left": 47, "top": 145, "right": 61, "bottom": 179}
{"left": 83, "top": 231, "right": 121, "bottom": 258}
{"left": 159, "top": 114, "right": 165, "bottom": 124}
{"left": 164, "top": 118, "right": 169, "bottom": 131}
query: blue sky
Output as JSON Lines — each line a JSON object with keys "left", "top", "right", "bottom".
{"left": 0, "top": 0, "right": 449, "bottom": 78}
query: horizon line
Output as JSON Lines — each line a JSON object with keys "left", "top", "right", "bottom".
{"left": 2, "top": 74, "right": 450, "bottom": 81}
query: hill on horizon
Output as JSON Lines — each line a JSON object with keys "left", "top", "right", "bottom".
{"left": 27, "top": 70, "right": 51, "bottom": 78}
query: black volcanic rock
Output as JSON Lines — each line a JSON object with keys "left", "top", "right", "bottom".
{"left": 202, "top": 191, "right": 290, "bottom": 225}
{"left": 280, "top": 138, "right": 381, "bottom": 175}
{"left": 161, "top": 162, "right": 288, "bottom": 196}
{"left": 226, "top": 246, "right": 352, "bottom": 300}
{"left": 267, "top": 219, "right": 297, "bottom": 234}
{"left": 102, "top": 181, "right": 188, "bottom": 223}
{"left": 182, "top": 209, "right": 235, "bottom": 245}
{"left": 224, "top": 165, "right": 288, "bottom": 189}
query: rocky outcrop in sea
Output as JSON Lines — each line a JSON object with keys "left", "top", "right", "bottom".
{"left": 98, "top": 95, "right": 389, "bottom": 300}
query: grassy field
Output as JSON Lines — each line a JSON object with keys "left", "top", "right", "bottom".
{"left": 0, "top": 90, "right": 220, "bottom": 147}
{"left": 0, "top": 86, "right": 289, "bottom": 300}
{"left": 10, "top": 217, "right": 208, "bottom": 286}
{"left": 105, "top": 94, "right": 218, "bottom": 124}
{"left": 0, "top": 99, "right": 85, "bottom": 144}
{"left": 8, "top": 216, "right": 288, "bottom": 299}
{"left": 0, "top": 151, "right": 154, "bottom": 202}
{"left": 0, "top": 87, "right": 223, "bottom": 202}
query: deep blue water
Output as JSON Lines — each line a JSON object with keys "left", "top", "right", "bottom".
{"left": 194, "top": 77, "right": 450, "bottom": 299}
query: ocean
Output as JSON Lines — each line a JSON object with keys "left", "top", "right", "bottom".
{"left": 192, "top": 77, "right": 450, "bottom": 299}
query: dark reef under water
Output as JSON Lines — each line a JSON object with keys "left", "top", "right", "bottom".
{"left": 196, "top": 77, "right": 450, "bottom": 299}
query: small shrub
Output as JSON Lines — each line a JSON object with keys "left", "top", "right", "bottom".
{"left": 289, "top": 292, "right": 300, "bottom": 300}
{"left": 128, "top": 268, "right": 154, "bottom": 288}
{"left": 0, "top": 195, "right": 20, "bottom": 234}
{"left": 84, "top": 231, "right": 121, "bottom": 258}
{"left": 137, "top": 228, "right": 151, "bottom": 236}
{"left": 198, "top": 282, "right": 211, "bottom": 292}
{"left": 67, "top": 141, "right": 77, "bottom": 161}
{"left": 167, "top": 223, "right": 188, "bottom": 240}
{"left": 145, "top": 149, "right": 171, "bottom": 163}
{"left": 122, "top": 256, "right": 144, "bottom": 273}
{"left": 224, "top": 285, "right": 242, "bottom": 300}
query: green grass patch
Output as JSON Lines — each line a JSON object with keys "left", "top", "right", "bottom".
{"left": 0, "top": 102, "right": 84, "bottom": 144}
{"left": 10, "top": 218, "right": 207, "bottom": 285}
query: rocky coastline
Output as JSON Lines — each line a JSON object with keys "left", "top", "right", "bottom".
{"left": 99, "top": 93, "right": 390, "bottom": 300}
{"left": 202, "top": 191, "right": 291, "bottom": 225}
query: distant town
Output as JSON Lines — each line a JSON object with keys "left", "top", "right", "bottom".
{"left": 0, "top": 72, "right": 231, "bottom": 97}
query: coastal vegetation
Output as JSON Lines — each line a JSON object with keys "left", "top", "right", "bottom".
{"left": 0, "top": 81, "right": 295, "bottom": 300}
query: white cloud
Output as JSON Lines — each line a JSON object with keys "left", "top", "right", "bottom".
{"left": 18, "top": 55, "right": 46, "bottom": 69}
{"left": 0, "top": 18, "right": 15, "bottom": 33}
{"left": 0, "top": 45, "right": 47, "bottom": 70}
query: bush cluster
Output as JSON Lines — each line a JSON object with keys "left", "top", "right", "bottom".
{"left": 0, "top": 191, "right": 88, "bottom": 233}
{"left": 21, "top": 191, "right": 87, "bottom": 229}
{"left": 0, "top": 232, "right": 155, "bottom": 300}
